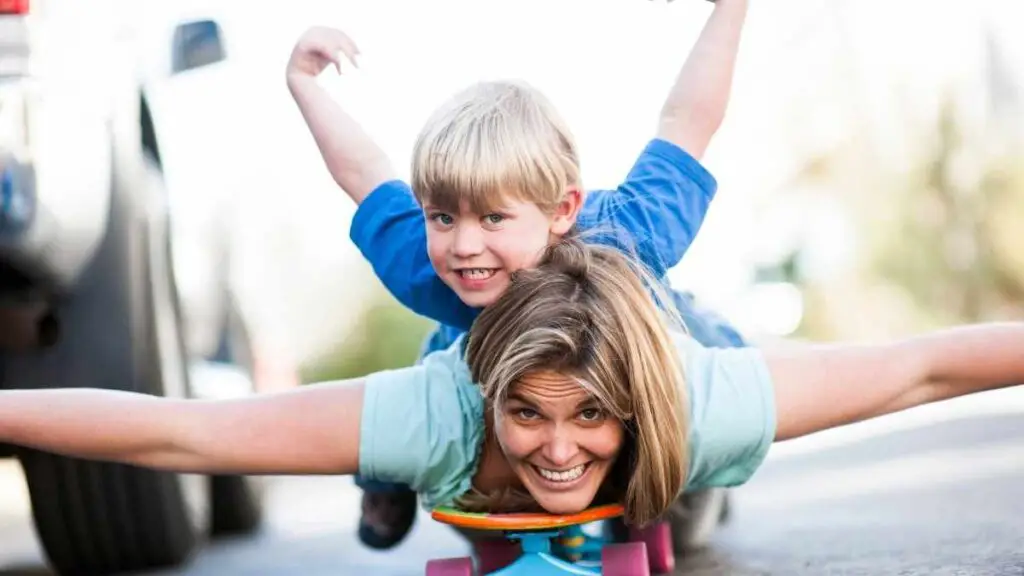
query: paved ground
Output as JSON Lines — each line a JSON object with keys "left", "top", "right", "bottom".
{"left": 1, "top": 390, "right": 1023, "bottom": 575}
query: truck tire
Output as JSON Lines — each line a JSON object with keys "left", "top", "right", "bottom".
{"left": 208, "top": 300, "right": 266, "bottom": 536}
{"left": 8, "top": 149, "right": 209, "bottom": 574}
{"left": 211, "top": 472, "right": 265, "bottom": 536}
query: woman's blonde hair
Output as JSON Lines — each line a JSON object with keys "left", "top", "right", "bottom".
{"left": 462, "top": 237, "right": 690, "bottom": 526}
{"left": 411, "top": 80, "right": 580, "bottom": 215}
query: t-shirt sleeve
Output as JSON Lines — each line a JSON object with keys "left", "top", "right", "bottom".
{"left": 349, "top": 180, "right": 477, "bottom": 330}
{"left": 681, "top": 336, "right": 777, "bottom": 490}
{"left": 577, "top": 139, "right": 717, "bottom": 278}
{"left": 358, "top": 341, "right": 485, "bottom": 508}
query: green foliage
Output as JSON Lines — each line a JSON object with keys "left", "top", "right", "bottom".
{"left": 866, "top": 104, "right": 1024, "bottom": 325}
{"left": 785, "top": 98, "right": 1024, "bottom": 339}
{"left": 300, "top": 290, "right": 436, "bottom": 383}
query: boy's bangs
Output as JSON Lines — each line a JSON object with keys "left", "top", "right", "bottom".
{"left": 417, "top": 139, "right": 557, "bottom": 216}
{"left": 420, "top": 171, "right": 527, "bottom": 217}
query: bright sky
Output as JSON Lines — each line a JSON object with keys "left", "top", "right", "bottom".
{"left": 153, "top": 0, "right": 1024, "bottom": 355}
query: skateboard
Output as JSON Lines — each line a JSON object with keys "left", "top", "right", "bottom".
{"left": 426, "top": 504, "right": 674, "bottom": 575}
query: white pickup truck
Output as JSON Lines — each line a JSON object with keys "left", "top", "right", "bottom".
{"left": 0, "top": 0, "right": 264, "bottom": 573}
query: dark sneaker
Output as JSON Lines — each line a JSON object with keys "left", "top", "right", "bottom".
{"left": 357, "top": 489, "right": 418, "bottom": 550}
{"left": 667, "top": 487, "right": 729, "bottom": 551}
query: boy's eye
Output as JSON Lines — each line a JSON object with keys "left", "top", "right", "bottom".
{"left": 430, "top": 213, "right": 454, "bottom": 226}
{"left": 484, "top": 214, "right": 504, "bottom": 225}
{"left": 579, "top": 408, "right": 604, "bottom": 422}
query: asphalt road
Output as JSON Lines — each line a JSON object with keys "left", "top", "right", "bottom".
{"left": 1, "top": 390, "right": 1022, "bottom": 576}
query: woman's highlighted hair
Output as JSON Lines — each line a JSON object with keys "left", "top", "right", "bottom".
{"left": 465, "top": 237, "right": 690, "bottom": 526}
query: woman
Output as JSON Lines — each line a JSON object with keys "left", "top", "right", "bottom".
{"left": 0, "top": 238, "right": 1021, "bottom": 529}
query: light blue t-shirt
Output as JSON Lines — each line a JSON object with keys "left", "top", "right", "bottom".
{"left": 358, "top": 333, "right": 776, "bottom": 509}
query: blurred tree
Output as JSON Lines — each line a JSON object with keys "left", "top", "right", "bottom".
{"left": 785, "top": 98, "right": 1024, "bottom": 340}
{"left": 300, "top": 288, "right": 435, "bottom": 383}
{"left": 867, "top": 102, "right": 1024, "bottom": 326}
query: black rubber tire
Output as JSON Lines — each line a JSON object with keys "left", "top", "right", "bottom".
{"left": 6, "top": 146, "right": 209, "bottom": 574}
{"left": 208, "top": 297, "right": 266, "bottom": 537}
{"left": 211, "top": 473, "right": 265, "bottom": 536}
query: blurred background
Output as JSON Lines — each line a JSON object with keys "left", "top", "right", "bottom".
{"left": 2, "top": 0, "right": 1024, "bottom": 574}
{"left": 207, "top": 0, "right": 1024, "bottom": 379}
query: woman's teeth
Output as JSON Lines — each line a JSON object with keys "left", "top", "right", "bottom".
{"left": 536, "top": 464, "right": 586, "bottom": 482}
{"left": 459, "top": 268, "right": 496, "bottom": 280}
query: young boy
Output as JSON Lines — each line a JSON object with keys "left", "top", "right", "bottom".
{"left": 286, "top": 0, "right": 748, "bottom": 550}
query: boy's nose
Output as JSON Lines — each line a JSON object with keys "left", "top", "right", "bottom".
{"left": 451, "top": 225, "right": 484, "bottom": 257}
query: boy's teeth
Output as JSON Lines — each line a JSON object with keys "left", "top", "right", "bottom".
{"left": 460, "top": 268, "right": 495, "bottom": 280}
{"left": 537, "top": 464, "right": 586, "bottom": 482}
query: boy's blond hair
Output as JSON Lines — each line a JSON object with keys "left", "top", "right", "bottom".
{"left": 460, "top": 237, "right": 690, "bottom": 527}
{"left": 411, "top": 80, "right": 581, "bottom": 215}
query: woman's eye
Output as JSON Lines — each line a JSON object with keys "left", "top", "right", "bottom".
{"left": 516, "top": 408, "right": 540, "bottom": 420}
{"left": 580, "top": 408, "right": 603, "bottom": 421}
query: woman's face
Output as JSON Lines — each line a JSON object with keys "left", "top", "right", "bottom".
{"left": 493, "top": 371, "right": 625, "bottom": 515}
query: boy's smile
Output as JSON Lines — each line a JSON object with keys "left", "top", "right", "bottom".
{"left": 453, "top": 267, "right": 502, "bottom": 296}
{"left": 455, "top": 267, "right": 497, "bottom": 283}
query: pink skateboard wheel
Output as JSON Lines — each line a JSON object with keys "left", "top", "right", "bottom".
{"left": 425, "top": 556, "right": 474, "bottom": 576}
{"left": 630, "top": 521, "right": 675, "bottom": 574}
{"left": 602, "top": 541, "right": 651, "bottom": 576}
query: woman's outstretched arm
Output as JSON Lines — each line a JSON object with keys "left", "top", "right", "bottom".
{"left": 767, "top": 322, "right": 1024, "bottom": 441}
{"left": 0, "top": 380, "right": 365, "bottom": 475}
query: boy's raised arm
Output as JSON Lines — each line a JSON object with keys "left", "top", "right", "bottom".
{"left": 580, "top": 0, "right": 748, "bottom": 278}
{"left": 286, "top": 26, "right": 396, "bottom": 204}
{"left": 284, "top": 26, "right": 476, "bottom": 329}
{"left": 657, "top": 0, "right": 747, "bottom": 160}
{"left": 286, "top": 26, "right": 475, "bottom": 329}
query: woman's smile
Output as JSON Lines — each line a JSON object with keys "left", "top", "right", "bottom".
{"left": 531, "top": 462, "right": 591, "bottom": 490}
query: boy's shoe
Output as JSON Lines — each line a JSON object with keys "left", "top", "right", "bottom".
{"left": 666, "top": 488, "right": 729, "bottom": 551}
{"left": 357, "top": 489, "right": 418, "bottom": 550}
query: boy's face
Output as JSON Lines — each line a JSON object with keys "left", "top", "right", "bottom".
{"left": 424, "top": 190, "right": 581, "bottom": 308}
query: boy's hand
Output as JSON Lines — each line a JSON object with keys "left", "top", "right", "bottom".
{"left": 286, "top": 26, "right": 360, "bottom": 81}
{"left": 284, "top": 25, "right": 395, "bottom": 204}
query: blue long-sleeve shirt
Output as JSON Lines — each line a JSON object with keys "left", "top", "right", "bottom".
{"left": 349, "top": 138, "right": 746, "bottom": 355}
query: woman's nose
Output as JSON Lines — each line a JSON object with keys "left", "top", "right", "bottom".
{"left": 542, "top": 428, "right": 578, "bottom": 467}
